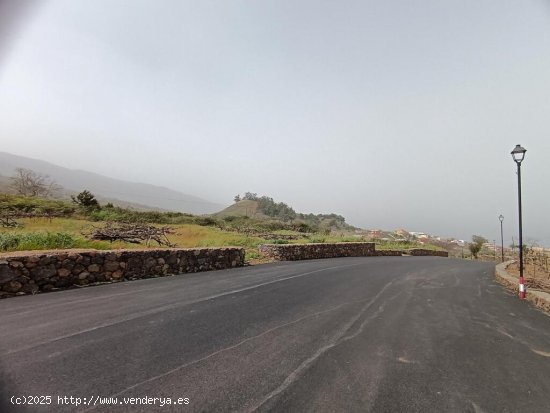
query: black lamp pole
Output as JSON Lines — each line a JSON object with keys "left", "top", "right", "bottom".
{"left": 511, "top": 144, "right": 527, "bottom": 300}
{"left": 499, "top": 215, "right": 504, "bottom": 262}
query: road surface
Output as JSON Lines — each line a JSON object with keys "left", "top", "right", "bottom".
{"left": 1, "top": 257, "right": 549, "bottom": 412}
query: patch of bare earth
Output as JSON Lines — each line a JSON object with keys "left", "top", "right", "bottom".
{"left": 506, "top": 262, "right": 550, "bottom": 294}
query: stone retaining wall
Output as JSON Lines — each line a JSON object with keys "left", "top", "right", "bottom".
{"left": 258, "top": 242, "right": 376, "bottom": 261}
{"left": 258, "top": 243, "right": 449, "bottom": 261}
{"left": 408, "top": 249, "right": 449, "bottom": 257}
{"left": 374, "top": 250, "right": 403, "bottom": 256}
{"left": 0, "top": 247, "right": 245, "bottom": 298}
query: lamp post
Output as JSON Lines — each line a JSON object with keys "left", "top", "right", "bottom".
{"left": 511, "top": 144, "right": 527, "bottom": 299}
{"left": 499, "top": 215, "right": 504, "bottom": 262}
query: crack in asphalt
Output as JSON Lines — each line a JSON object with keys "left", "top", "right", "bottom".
{"left": 245, "top": 281, "right": 397, "bottom": 413}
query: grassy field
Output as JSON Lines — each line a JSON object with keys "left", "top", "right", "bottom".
{"left": 0, "top": 217, "right": 264, "bottom": 256}
{"left": 0, "top": 194, "right": 444, "bottom": 262}
{"left": 0, "top": 217, "right": 444, "bottom": 262}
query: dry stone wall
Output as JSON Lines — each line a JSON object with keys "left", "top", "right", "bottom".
{"left": 259, "top": 242, "right": 376, "bottom": 261}
{"left": 374, "top": 250, "right": 403, "bottom": 256}
{"left": 258, "top": 243, "right": 449, "bottom": 261}
{"left": 408, "top": 249, "right": 449, "bottom": 257}
{"left": 0, "top": 247, "right": 245, "bottom": 298}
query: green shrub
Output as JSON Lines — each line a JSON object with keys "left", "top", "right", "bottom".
{"left": 0, "top": 232, "right": 77, "bottom": 251}
{"left": 194, "top": 217, "right": 219, "bottom": 227}
{"left": 0, "top": 194, "right": 75, "bottom": 216}
{"left": 0, "top": 233, "right": 21, "bottom": 251}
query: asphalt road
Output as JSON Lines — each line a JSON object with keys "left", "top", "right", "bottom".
{"left": 1, "top": 257, "right": 550, "bottom": 413}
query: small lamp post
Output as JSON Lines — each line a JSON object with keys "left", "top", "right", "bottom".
{"left": 499, "top": 215, "right": 504, "bottom": 262}
{"left": 511, "top": 144, "right": 527, "bottom": 299}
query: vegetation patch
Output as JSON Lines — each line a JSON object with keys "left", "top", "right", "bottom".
{"left": 0, "top": 232, "right": 76, "bottom": 251}
{"left": 0, "top": 192, "right": 443, "bottom": 262}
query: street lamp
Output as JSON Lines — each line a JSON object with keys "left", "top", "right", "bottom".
{"left": 511, "top": 144, "right": 527, "bottom": 299}
{"left": 498, "top": 215, "right": 504, "bottom": 262}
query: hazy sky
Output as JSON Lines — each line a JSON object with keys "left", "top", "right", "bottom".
{"left": 1, "top": 0, "right": 549, "bottom": 245}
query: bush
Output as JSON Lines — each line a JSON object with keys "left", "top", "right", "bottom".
{"left": 0, "top": 232, "right": 77, "bottom": 251}
{"left": 194, "top": 217, "right": 219, "bottom": 227}
{"left": 469, "top": 234, "right": 486, "bottom": 259}
{"left": 72, "top": 190, "right": 100, "bottom": 211}
{"left": 469, "top": 242, "right": 482, "bottom": 259}
{"left": 0, "top": 233, "right": 20, "bottom": 251}
{"left": 0, "top": 194, "right": 75, "bottom": 217}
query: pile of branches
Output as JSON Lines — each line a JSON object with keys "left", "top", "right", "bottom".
{"left": 85, "top": 222, "right": 176, "bottom": 247}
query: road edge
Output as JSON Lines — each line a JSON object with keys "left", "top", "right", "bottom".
{"left": 495, "top": 260, "right": 550, "bottom": 315}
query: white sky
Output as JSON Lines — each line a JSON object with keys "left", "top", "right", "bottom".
{"left": 1, "top": 0, "right": 549, "bottom": 245}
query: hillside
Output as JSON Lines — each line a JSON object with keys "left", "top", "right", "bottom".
{"left": 0, "top": 152, "right": 225, "bottom": 214}
{"left": 213, "top": 196, "right": 357, "bottom": 233}
{"left": 0, "top": 175, "right": 166, "bottom": 212}
{"left": 0, "top": 193, "right": 445, "bottom": 262}
{"left": 213, "top": 200, "right": 264, "bottom": 219}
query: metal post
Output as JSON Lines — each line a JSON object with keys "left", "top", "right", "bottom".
{"left": 499, "top": 215, "right": 504, "bottom": 262}
{"left": 517, "top": 162, "right": 525, "bottom": 299}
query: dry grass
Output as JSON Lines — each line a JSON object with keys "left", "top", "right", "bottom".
{"left": 1, "top": 217, "right": 444, "bottom": 262}
{"left": 507, "top": 260, "right": 550, "bottom": 293}
{"left": 1, "top": 217, "right": 273, "bottom": 260}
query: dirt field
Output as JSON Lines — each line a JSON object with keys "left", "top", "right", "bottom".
{"left": 507, "top": 259, "right": 550, "bottom": 294}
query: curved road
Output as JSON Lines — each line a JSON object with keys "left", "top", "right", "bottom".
{"left": 1, "top": 257, "right": 550, "bottom": 412}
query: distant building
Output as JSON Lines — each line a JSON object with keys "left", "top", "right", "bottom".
{"left": 409, "top": 231, "right": 428, "bottom": 239}
{"left": 394, "top": 229, "right": 410, "bottom": 238}
{"left": 368, "top": 230, "right": 383, "bottom": 239}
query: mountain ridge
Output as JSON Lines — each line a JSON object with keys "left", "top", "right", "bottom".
{"left": 0, "top": 151, "right": 225, "bottom": 214}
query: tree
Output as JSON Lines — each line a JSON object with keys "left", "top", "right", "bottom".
{"left": 471, "top": 235, "right": 488, "bottom": 246}
{"left": 9, "top": 168, "right": 61, "bottom": 197}
{"left": 71, "top": 190, "right": 100, "bottom": 210}
{"left": 469, "top": 235, "right": 487, "bottom": 259}
{"left": 234, "top": 194, "right": 241, "bottom": 203}
{"left": 468, "top": 243, "right": 481, "bottom": 259}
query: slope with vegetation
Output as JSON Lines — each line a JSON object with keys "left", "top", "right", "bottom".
{"left": 1, "top": 188, "right": 444, "bottom": 261}
{"left": 217, "top": 192, "right": 357, "bottom": 232}
{"left": 0, "top": 152, "right": 224, "bottom": 213}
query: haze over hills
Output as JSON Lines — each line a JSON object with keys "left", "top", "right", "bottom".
{"left": 0, "top": 152, "right": 225, "bottom": 214}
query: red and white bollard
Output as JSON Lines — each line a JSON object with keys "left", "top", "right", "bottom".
{"left": 519, "top": 276, "right": 526, "bottom": 300}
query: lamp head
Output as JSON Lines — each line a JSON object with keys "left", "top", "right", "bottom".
{"left": 511, "top": 144, "right": 527, "bottom": 164}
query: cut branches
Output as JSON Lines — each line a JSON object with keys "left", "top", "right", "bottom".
{"left": 85, "top": 222, "right": 176, "bottom": 247}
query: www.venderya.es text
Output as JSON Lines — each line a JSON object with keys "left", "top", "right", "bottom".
{"left": 10, "top": 395, "right": 190, "bottom": 407}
